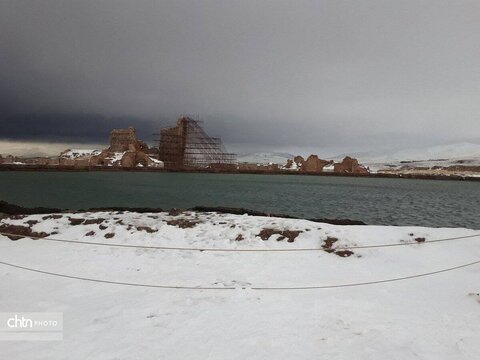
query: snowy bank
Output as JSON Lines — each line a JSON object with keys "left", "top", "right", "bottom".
{"left": 1, "top": 211, "right": 479, "bottom": 359}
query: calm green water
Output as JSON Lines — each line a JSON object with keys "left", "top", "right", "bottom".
{"left": 0, "top": 172, "right": 478, "bottom": 228}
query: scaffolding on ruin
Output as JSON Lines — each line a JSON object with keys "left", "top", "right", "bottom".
{"left": 154, "top": 116, "right": 236, "bottom": 170}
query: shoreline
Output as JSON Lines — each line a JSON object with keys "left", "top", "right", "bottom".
{"left": 0, "top": 201, "right": 366, "bottom": 226}
{"left": 1, "top": 164, "right": 479, "bottom": 182}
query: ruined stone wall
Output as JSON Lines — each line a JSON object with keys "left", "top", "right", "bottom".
{"left": 334, "top": 156, "right": 369, "bottom": 174}
{"left": 302, "top": 155, "right": 333, "bottom": 172}
{"left": 159, "top": 118, "right": 187, "bottom": 169}
{"left": 108, "top": 127, "right": 138, "bottom": 152}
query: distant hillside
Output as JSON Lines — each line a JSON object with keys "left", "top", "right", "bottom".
{"left": 334, "top": 142, "right": 480, "bottom": 163}
{"left": 237, "top": 152, "right": 294, "bottom": 165}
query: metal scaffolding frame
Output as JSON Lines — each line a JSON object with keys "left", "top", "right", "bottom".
{"left": 155, "top": 116, "right": 236, "bottom": 170}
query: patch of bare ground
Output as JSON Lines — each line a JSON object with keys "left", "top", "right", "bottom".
{"left": 321, "top": 237, "right": 338, "bottom": 253}
{"left": 104, "top": 233, "right": 115, "bottom": 239}
{"left": 415, "top": 237, "right": 426, "bottom": 243}
{"left": 0, "top": 224, "right": 49, "bottom": 240}
{"left": 84, "top": 218, "right": 105, "bottom": 225}
{"left": 136, "top": 226, "right": 157, "bottom": 233}
{"left": 235, "top": 234, "right": 244, "bottom": 241}
{"left": 321, "top": 237, "right": 354, "bottom": 257}
{"left": 334, "top": 250, "right": 355, "bottom": 257}
{"left": 85, "top": 231, "right": 95, "bottom": 236}
{"left": 68, "top": 217, "right": 85, "bottom": 225}
{"left": 99, "top": 224, "right": 108, "bottom": 230}
{"left": 166, "top": 219, "right": 199, "bottom": 229}
{"left": 168, "top": 208, "right": 183, "bottom": 216}
{"left": 257, "top": 228, "right": 302, "bottom": 242}
{"left": 42, "top": 214, "right": 63, "bottom": 220}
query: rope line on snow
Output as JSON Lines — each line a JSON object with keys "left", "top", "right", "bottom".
{"left": 0, "top": 230, "right": 479, "bottom": 252}
{"left": 0, "top": 258, "right": 479, "bottom": 290}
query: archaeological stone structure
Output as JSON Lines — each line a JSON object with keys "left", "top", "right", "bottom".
{"left": 108, "top": 127, "right": 150, "bottom": 153}
{"left": 284, "top": 154, "right": 369, "bottom": 174}
{"left": 333, "top": 156, "right": 369, "bottom": 174}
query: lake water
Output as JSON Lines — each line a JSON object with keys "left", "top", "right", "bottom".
{"left": 0, "top": 171, "right": 478, "bottom": 228}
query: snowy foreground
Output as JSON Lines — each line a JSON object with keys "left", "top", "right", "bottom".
{"left": 1, "top": 211, "right": 480, "bottom": 359}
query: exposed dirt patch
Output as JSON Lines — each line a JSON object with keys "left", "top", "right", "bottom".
{"left": 321, "top": 237, "right": 338, "bottom": 253}
{"left": 321, "top": 237, "right": 355, "bottom": 257}
{"left": 25, "top": 220, "right": 39, "bottom": 226}
{"left": 235, "top": 234, "right": 244, "bottom": 241}
{"left": 42, "top": 214, "right": 63, "bottom": 220}
{"left": 0, "top": 224, "right": 49, "bottom": 240}
{"left": 334, "top": 250, "right": 354, "bottom": 257}
{"left": 257, "top": 228, "right": 302, "bottom": 243}
{"left": 99, "top": 224, "right": 108, "bottom": 230}
{"left": 115, "top": 219, "right": 124, "bottom": 225}
{"left": 84, "top": 218, "right": 105, "bottom": 225}
{"left": 136, "top": 226, "right": 158, "bottom": 233}
{"left": 168, "top": 208, "right": 183, "bottom": 216}
{"left": 166, "top": 219, "right": 199, "bottom": 229}
{"left": 68, "top": 218, "right": 85, "bottom": 226}
{"left": 257, "top": 228, "right": 277, "bottom": 240}
{"left": 104, "top": 233, "right": 115, "bottom": 239}
{"left": 415, "top": 237, "right": 426, "bottom": 243}
{"left": 85, "top": 231, "right": 95, "bottom": 236}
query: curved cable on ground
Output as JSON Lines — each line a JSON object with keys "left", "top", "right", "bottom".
{"left": 0, "top": 231, "right": 479, "bottom": 252}
{"left": 0, "top": 258, "right": 479, "bottom": 290}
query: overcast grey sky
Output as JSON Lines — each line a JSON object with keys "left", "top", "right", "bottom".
{"left": 1, "top": 0, "right": 479, "bottom": 156}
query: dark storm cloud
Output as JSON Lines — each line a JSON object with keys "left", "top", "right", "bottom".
{"left": 1, "top": 0, "right": 480, "bottom": 152}
{"left": 0, "top": 114, "right": 161, "bottom": 144}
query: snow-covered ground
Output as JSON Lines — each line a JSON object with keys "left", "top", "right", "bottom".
{"left": 60, "top": 149, "right": 101, "bottom": 159}
{"left": 1, "top": 211, "right": 479, "bottom": 359}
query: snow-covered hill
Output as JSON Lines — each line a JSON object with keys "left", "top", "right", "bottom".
{"left": 1, "top": 210, "right": 480, "bottom": 359}
{"left": 237, "top": 152, "right": 294, "bottom": 165}
{"left": 336, "top": 142, "right": 480, "bottom": 163}
{"left": 331, "top": 142, "right": 480, "bottom": 173}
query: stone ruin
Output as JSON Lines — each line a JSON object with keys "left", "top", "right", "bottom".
{"left": 288, "top": 155, "right": 334, "bottom": 172}
{"left": 55, "top": 127, "right": 163, "bottom": 169}
{"left": 334, "top": 156, "right": 369, "bottom": 174}
{"left": 108, "top": 127, "right": 149, "bottom": 153}
{"left": 284, "top": 154, "right": 369, "bottom": 174}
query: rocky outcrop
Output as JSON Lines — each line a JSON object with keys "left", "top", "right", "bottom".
{"left": 334, "top": 156, "right": 369, "bottom": 174}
